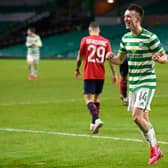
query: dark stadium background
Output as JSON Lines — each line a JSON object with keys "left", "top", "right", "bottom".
{"left": 0, "top": 0, "right": 167, "bottom": 58}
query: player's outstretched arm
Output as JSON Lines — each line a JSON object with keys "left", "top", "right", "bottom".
{"left": 152, "top": 51, "right": 168, "bottom": 64}
{"left": 109, "top": 53, "right": 126, "bottom": 65}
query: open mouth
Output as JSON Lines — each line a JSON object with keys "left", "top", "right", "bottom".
{"left": 125, "top": 22, "right": 131, "bottom": 29}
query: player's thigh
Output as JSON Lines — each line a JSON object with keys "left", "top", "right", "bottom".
{"left": 128, "top": 91, "right": 136, "bottom": 112}
{"left": 95, "top": 80, "right": 104, "bottom": 95}
{"left": 132, "top": 107, "right": 144, "bottom": 120}
{"left": 94, "top": 80, "right": 104, "bottom": 102}
{"left": 27, "top": 55, "right": 34, "bottom": 64}
{"left": 84, "top": 80, "right": 96, "bottom": 94}
{"left": 84, "top": 79, "right": 98, "bottom": 104}
{"left": 135, "top": 88, "right": 155, "bottom": 112}
{"left": 33, "top": 56, "right": 40, "bottom": 65}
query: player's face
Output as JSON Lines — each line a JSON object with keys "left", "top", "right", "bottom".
{"left": 124, "top": 10, "right": 140, "bottom": 30}
{"left": 27, "top": 29, "right": 33, "bottom": 36}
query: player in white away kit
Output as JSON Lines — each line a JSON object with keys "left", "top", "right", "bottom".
{"left": 26, "top": 27, "right": 42, "bottom": 80}
{"left": 109, "top": 4, "right": 167, "bottom": 165}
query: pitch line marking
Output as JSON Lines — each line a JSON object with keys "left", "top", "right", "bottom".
{"left": 0, "top": 128, "right": 168, "bottom": 145}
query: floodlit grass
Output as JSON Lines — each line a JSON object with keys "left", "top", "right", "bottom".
{"left": 0, "top": 59, "right": 167, "bottom": 168}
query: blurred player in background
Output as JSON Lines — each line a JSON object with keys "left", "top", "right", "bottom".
{"left": 119, "top": 57, "right": 128, "bottom": 105}
{"left": 109, "top": 4, "right": 167, "bottom": 165}
{"left": 75, "top": 21, "right": 117, "bottom": 134}
{"left": 26, "top": 27, "right": 42, "bottom": 80}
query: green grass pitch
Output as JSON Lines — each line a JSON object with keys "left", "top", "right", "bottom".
{"left": 0, "top": 59, "right": 168, "bottom": 168}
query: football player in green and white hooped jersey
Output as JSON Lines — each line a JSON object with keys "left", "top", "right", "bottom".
{"left": 109, "top": 4, "right": 167, "bottom": 165}
{"left": 26, "top": 27, "right": 42, "bottom": 80}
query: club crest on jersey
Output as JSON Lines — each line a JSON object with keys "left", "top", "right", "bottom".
{"left": 139, "top": 41, "right": 144, "bottom": 48}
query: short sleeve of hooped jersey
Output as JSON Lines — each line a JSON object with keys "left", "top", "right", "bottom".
{"left": 118, "top": 35, "right": 127, "bottom": 54}
{"left": 149, "top": 33, "right": 164, "bottom": 53}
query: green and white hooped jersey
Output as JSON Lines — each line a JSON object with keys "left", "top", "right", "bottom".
{"left": 26, "top": 35, "right": 42, "bottom": 57}
{"left": 119, "top": 28, "right": 164, "bottom": 92}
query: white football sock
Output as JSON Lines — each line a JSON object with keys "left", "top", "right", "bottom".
{"left": 144, "top": 123, "right": 157, "bottom": 147}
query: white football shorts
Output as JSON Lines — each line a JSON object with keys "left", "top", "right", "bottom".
{"left": 128, "top": 88, "right": 155, "bottom": 112}
{"left": 27, "top": 55, "right": 39, "bottom": 64}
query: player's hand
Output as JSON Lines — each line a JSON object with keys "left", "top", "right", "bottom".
{"left": 106, "top": 52, "right": 113, "bottom": 60}
{"left": 30, "top": 43, "right": 35, "bottom": 47}
{"left": 152, "top": 52, "right": 168, "bottom": 64}
{"left": 75, "top": 69, "right": 81, "bottom": 79}
{"left": 112, "top": 75, "right": 118, "bottom": 84}
{"left": 152, "top": 52, "right": 161, "bottom": 62}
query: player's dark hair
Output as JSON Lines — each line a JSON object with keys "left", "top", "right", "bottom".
{"left": 28, "top": 27, "right": 36, "bottom": 33}
{"left": 89, "top": 21, "right": 99, "bottom": 29}
{"left": 127, "top": 4, "right": 144, "bottom": 19}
